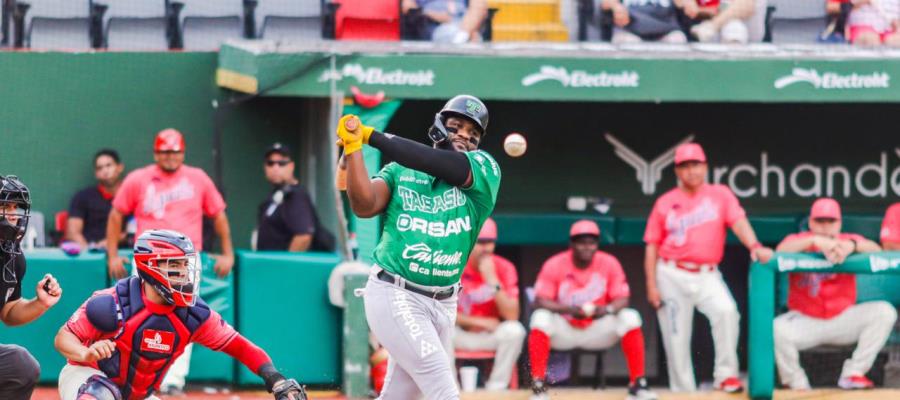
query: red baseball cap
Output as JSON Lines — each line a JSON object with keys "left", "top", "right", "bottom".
{"left": 570, "top": 219, "right": 600, "bottom": 238}
{"left": 478, "top": 218, "right": 497, "bottom": 241}
{"left": 155, "top": 128, "right": 185, "bottom": 152}
{"left": 810, "top": 198, "right": 841, "bottom": 220}
{"left": 674, "top": 143, "right": 707, "bottom": 165}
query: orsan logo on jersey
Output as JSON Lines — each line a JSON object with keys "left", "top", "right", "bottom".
{"left": 397, "top": 214, "right": 472, "bottom": 237}
{"left": 399, "top": 186, "right": 466, "bottom": 214}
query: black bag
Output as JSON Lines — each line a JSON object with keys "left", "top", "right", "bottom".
{"left": 625, "top": 4, "right": 681, "bottom": 40}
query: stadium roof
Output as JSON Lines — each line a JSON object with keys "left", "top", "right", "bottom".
{"left": 217, "top": 40, "right": 900, "bottom": 102}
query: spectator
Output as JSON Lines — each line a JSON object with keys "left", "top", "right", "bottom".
{"left": 881, "top": 202, "right": 900, "bottom": 250}
{"left": 529, "top": 220, "right": 657, "bottom": 400}
{"left": 601, "top": 0, "right": 688, "bottom": 44}
{"left": 104, "top": 128, "right": 234, "bottom": 395}
{"left": 402, "top": 0, "right": 488, "bottom": 43}
{"left": 687, "top": 0, "right": 766, "bottom": 43}
{"left": 453, "top": 217, "right": 525, "bottom": 391}
{"left": 256, "top": 143, "right": 334, "bottom": 252}
{"left": 65, "top": 149, "right": 125, "bottom": 251}
{"left": 643, "top": 143, "right": 773, "bottom": 393}
{"left": 773, "top": 198, "right": 891, "bottom": 390}
{"left": 844, "top": 0, "right": 900, "bottom": 46}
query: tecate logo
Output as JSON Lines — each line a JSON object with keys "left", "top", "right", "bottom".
{"left": 318, "top": 63, "right": 435, "bottom": 86}
{"left": 774, "top": 68, "right": 890, "bottom": 90}
{"left": 522, "top": 66, "right": 639, "bottom": 88}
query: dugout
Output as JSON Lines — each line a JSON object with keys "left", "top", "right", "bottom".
{"left": 216, "top": 40, "right": 900, "bottom": 398}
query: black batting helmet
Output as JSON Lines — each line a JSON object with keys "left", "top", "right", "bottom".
{"left": 427, "top": 95, "right": 489, "bottom": 145}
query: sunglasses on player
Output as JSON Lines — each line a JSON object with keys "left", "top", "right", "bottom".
{"left": 266, "top": 160, "right": 291, "bottom": 167}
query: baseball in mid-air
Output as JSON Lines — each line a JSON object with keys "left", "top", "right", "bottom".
{"left": 504, "top": 133, "right": 527, "bottom": 157}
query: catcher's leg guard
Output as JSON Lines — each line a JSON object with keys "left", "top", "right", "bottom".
{"left": 76, "top": 375, "right": 122, "bottom": 400}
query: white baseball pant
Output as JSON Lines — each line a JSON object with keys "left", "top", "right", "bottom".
{"left": 452, "top": 320, "right": 526, "bottom": 390}
{"left": 364, "top": 269, "right": 459, "bottom": 400}
{"left": 655, "top": 260, "right": 740, "bottom": 391}
{"left": 774, "top": 301, "right": 898, "bottom": 389}
{"left": 529, "top": 308, "right": 643, "bottom": 350}
{"left": 58, "top": 364, "right": 161, "bottom": 400}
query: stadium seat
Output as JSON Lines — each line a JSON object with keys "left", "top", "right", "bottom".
{"left": 255, "top": 0, "right": 323, "bottom": 41}
{"left": 100, "top": 0, "right": 169, "bottom": 50}
{"left": 454, "top": 349, "right": 519, "bottom": 389}
{"left": 178, "top": 0, "right": 246, "bottom": 50}
{"left": 16, "top": 0, "right": 95, "bottom": 49}
{"left": 769, "top": 0, "right": 829, "bottom": 44}
{"left": 401, "top": 0, "right": 498, "bottom": 41}
{"left": 334, "top": 0, "right": 399, "bottom": 41}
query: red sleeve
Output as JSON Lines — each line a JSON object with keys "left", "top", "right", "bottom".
{"left": 534, "top": 258, "right": 559, "bottom": 301}
{"left": 722, "top": 187, "right": 747, "bottom": 226}
{"left": 882, "top": 203, "right": 900, "bottom": 244}
{"left": 199, "top": 171, "right": 227, "bottom": 217}
{"left": 111, "top": 172, "right": 141, "bottom": 214}
{"left": 192, "top": 310, "right": 238, "bottom": 350}
{"left": 220, "top": 334, "right": 273, "bottom": 374}
{"left": 495, "top": 256, "right": 519, "bottom": 298}
{"left": 777, "top": 232, "right": 812, "bottom": 251}
{"left": 643, "top": 201, "right": 665, "bottom": 245}
{"left": 605, "top": 256, "right": 631, "bottom": 301}
{"left": 64, "top": 290, "right": 114, "bottom": 342}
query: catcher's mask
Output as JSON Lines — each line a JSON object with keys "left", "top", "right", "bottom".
{"left": 427, "top": 95, "right": 489, "bottom": 147}
{"left": 133, "top": 229, "right": 200, "bottom": 307}
{"left": 0, "top": 175, "right": 31, "bottom": 255}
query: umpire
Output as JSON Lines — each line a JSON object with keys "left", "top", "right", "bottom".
{"left": 256, "top": 143, "right": 334, "bottom": 252}
{"left": 0, "top": 175, "right": 63, "bottom": 399}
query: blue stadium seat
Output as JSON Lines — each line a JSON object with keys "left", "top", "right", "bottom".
{"left": 769, "top": 0, "right": 828, "bottom": 44}
{"left": 178, "top": 0, "right": 245, "bottom": 50}
{"left": 101, "top": 0, "right": 169, "bottom": 50}
{"left": 18, "top": 0, "right": 93, "bottom": 49}
{"left": 255, "top": 0, "right": 322, "bottom": 41}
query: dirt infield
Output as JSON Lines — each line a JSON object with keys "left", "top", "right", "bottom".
{"left": 33, "top": 387, "right": 900, "bottom": 399}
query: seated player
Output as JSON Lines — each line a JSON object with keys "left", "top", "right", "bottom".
{"left": 528, "top": 220, "right": 656, "bottom": 400}
{"left": 54, "top": 229, "right": 307, "bottom": 400}
{"left": 774, "top": 198, "right": 894, "bottom": 390}
{"left": 687, "top": 0, "right": 767, "bottom": 43}
{"left": 841, "top": 0, "right": 900, "bottom": 46}
{"left": 881, "top": 202, "right": 900, "bottom": 250}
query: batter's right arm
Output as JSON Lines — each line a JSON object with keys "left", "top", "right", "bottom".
{"left": 644, "top": 244, "right": 661, "bottom": 309}
{"left": 345, "top": 152, "right": 391, "bottom": 218}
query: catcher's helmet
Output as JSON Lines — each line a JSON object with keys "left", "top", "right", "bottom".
{"left": 427, "top": 95, "right": 489, "bottom": 145}
{"left": 133, "top": 229, "right": 200, "bottom": 307}
{"left": 0, "top": 175, "right": 31, "bottom": 254}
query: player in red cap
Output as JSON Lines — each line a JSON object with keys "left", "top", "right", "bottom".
{"left": 644, "top": 142, "right": 773, "bottom": 393}
{"left": 56, "top": 229, "right": 306, "bottom": 400}
{"left": 105, "top": 128, "right": 235, "bottom": 394}
{"left": 453, "top": 217, "right": 525, "bottom": 390}
{"left": 529, "top": 220, "right": 656, "bottom": 400}
{"left": 881, "top": 202, "right": 900, "bottom": 250}
{"left": 773, "top": 198, "right": 890, "bottom": 390}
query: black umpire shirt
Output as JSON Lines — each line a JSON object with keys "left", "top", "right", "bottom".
{"left": 257, "top": 184, "right": 333, "bottom": 251}
{"left": 0, "top": 253, "right": 25, "bottom": 311}
{"left": 68, "top": 185, "right": 113, "bottom": 243}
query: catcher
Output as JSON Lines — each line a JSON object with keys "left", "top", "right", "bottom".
{"left": 54, "top": 229, "right": 306, "bottom": 400}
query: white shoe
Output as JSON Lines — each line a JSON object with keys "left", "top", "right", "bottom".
{"left": 690, "top": 21, "right": 717, "bottom": 42}
{"left": 626, "top": 377, "right": 658, "bottom": 400}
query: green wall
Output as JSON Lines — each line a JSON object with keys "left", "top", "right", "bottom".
{"left": 0, "top": 52, "right": 315, "bottom": 250}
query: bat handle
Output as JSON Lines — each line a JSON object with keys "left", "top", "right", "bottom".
{"left": 344, "top": 116, "right": 359, "bottom": 131}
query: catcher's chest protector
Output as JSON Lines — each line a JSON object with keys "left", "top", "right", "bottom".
{"left": 94, "top": 277, "right": 210, "bottom": 399}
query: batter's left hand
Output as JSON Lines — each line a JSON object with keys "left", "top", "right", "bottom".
{"left": 36, "top": 274, "right": 62, "bottom": 308}
{"left": 272, "top": 378, "right": 307, "bottom": 400}
{"left": 750, "top": 246, "right": 774, "bottom": 264}
{"left": 212, "top": 253, "right": 234, "bottom": 277}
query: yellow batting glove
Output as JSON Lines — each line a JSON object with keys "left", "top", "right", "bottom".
{"left": 337, "top": 115, "right": 363, "bottom": 155}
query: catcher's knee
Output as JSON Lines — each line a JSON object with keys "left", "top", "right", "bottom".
{"left": 616, "top": 308, "right": 643, "bottom": 336}
{"left": 529, "top": 309, "right": 555, "bottom": 334}
{"left": 77, "top": 375, "right": 122, "bottom": 400}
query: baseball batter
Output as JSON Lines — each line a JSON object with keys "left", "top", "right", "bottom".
{"left": 643, "top": 143, "right": 773, "bottom": 392}
{"left": 774, "top": 198, "right": 893, "bottom": 390}
{"left": 338, "top": 95, "right": 500, "bottom": 400}
{"left": 528, "top": 220, "right": 656, "bottom": 400}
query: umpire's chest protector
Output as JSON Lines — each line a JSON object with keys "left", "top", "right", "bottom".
{"left": 86, "top": 276, "right": 210, "bottom": 399}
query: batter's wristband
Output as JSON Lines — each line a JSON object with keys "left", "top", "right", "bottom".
{"left": 343, "top": 140, "right": 363, "bottom": 155}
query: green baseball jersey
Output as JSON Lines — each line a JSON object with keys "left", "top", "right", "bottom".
{"left": 372, "top": 150, "right": 501, "bottom": 287}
